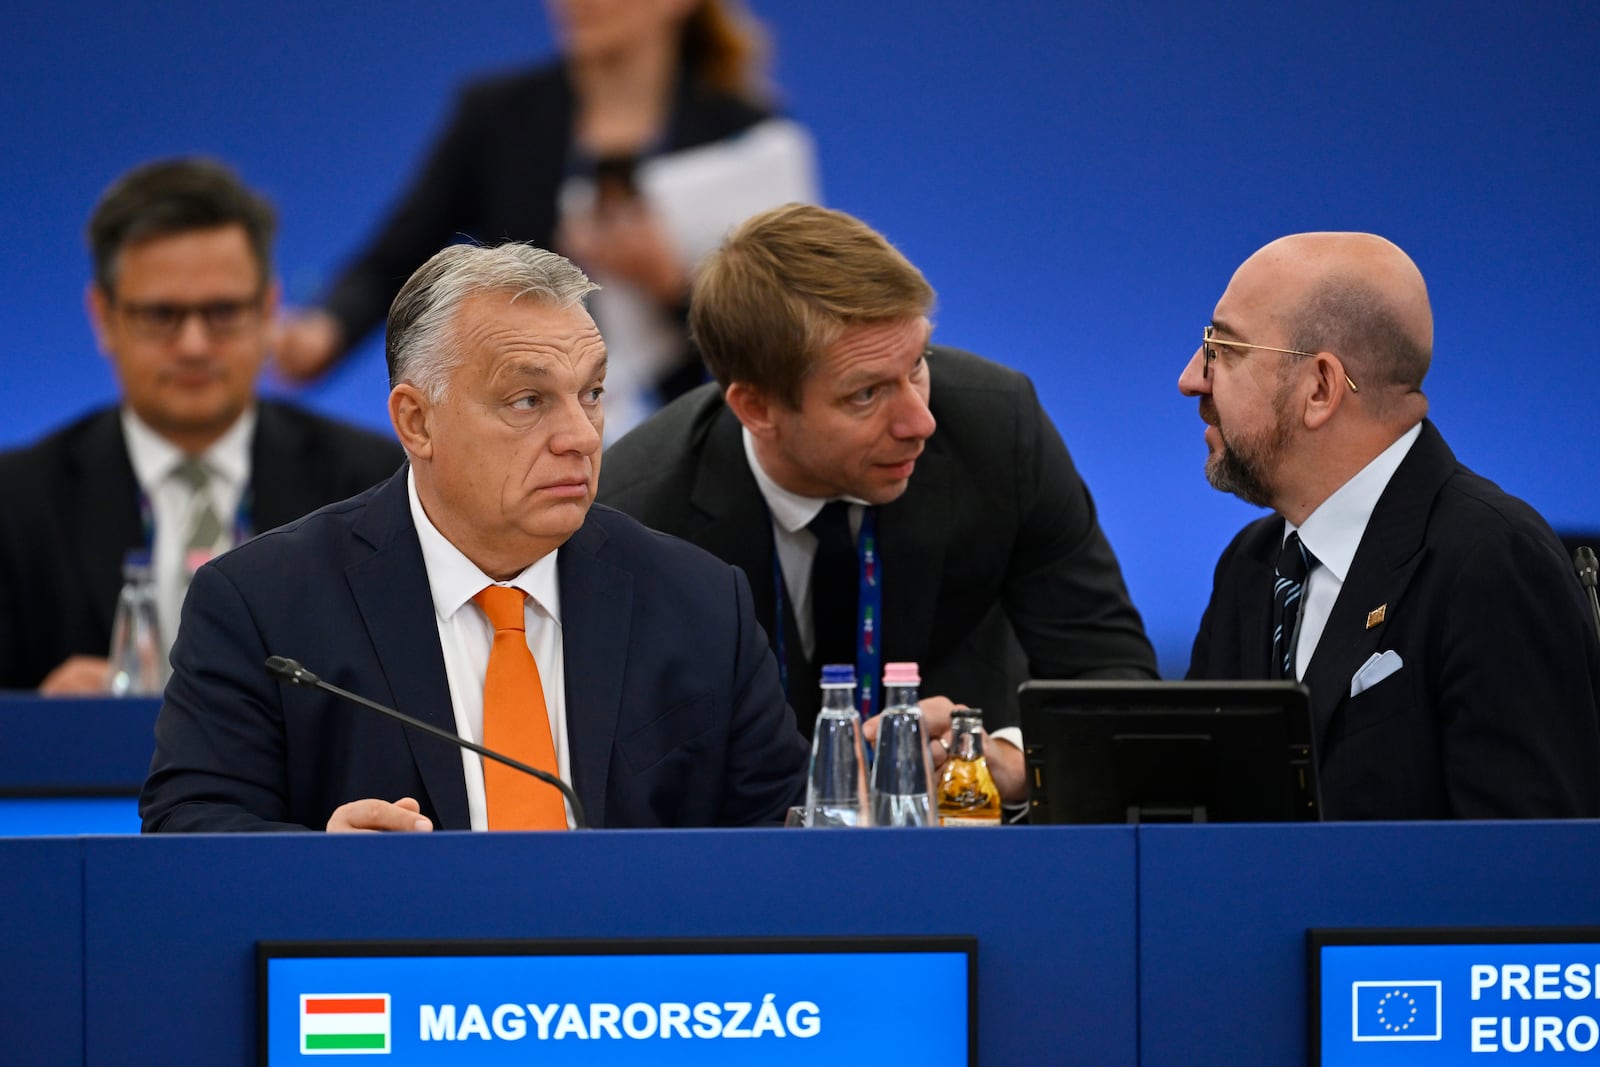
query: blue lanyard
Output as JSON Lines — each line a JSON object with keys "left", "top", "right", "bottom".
{"left": 772, "top": 506, "right": 885, "bottom": 717}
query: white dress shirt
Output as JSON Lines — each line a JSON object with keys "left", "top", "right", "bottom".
{"left": 740, "top": 428, "right": 1024, "bottom": 752}
{"left": 1287, "top": 422, "right": 1423, "bottom": 679}
{"left": 407, "top": 469, "right": 573, "bottom": 830}
{"left": 121, "top": 406, "right": 253, "bottom": 665}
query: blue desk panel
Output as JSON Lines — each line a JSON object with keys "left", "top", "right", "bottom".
{"left": 0, "top": 797, "right": 140, "bottom": 835}
{"left": 1136, "top": 821, "right": 1600, "bottom": 1067}
{"left": 81, "top": 827, "right": 1138, "bottom": 1066}
{"left": 0, "top": 837, "right": 83, "bottom": 1066}
{"left": 0, "top": 695, "right": 159, "bottom": 794}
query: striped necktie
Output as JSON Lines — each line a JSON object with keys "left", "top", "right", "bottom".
{"left": 1271, "top": 532, "right": 1316, "bottom": 679}
{"left": 172, "top": 458, "right": 224, "bottom": 552}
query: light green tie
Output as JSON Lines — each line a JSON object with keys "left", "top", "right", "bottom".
{"left": 172, "top": 458, "right": 224, "bottom": 552}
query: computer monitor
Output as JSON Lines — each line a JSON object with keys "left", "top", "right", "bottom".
{"left": 1020, "top": 680, "right": 1320, "bottom": 824}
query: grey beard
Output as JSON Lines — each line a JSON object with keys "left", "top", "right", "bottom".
{"left": 1205, "top": 439, "right": 1275, "bottom": 509}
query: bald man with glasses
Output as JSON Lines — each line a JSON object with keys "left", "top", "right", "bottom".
{"left": 1179, "top": 231, "right": 1600, "bottom": 820}
{"left": 0, "top": 157, "right": 402, "bottom": 693}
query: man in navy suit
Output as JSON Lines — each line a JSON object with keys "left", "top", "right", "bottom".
{"left": 141, "top": 242, "right": 808, "bottom": 832}
{"left": 1181, "top": 231, "right": 1600, "bottom": 819}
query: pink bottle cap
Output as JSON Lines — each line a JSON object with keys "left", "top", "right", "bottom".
{"left": 882, "top": 662, "right": 920, "bottom": 686}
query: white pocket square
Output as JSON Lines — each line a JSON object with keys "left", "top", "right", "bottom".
{"left": 1350, "top": 649, "right": 1404, "bottom": 697}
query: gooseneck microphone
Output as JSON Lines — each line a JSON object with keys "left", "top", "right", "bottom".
{"left": 264, "top": 655, "right": 588, "bottom": 829}
{"left": 1577, "top": 547, "right": 1600, "bottom": 643}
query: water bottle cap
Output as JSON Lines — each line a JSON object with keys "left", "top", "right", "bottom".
{"left": 820, "top": 664, "right": 856, "bottom": 686}
{"left": 882, "top": 661, "right": 920, "bottom": 685}
{"left": 123, "top": 549, "right": 153, "bottom": 569}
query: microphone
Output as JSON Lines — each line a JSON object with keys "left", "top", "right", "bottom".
{"left": 264, "top": 655, "right": 588, "bottom": 829}
{"left": 1577, "top": 547, "right": 1600, "bottom": 643}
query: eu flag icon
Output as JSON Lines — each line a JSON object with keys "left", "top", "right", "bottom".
{"left": 1351, "top": 981, "right": 1442, "bottom": 1041}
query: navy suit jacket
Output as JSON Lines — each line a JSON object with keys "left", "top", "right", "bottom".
{"left": 0, "top": 401, "right": 403, "bottom": 690}
{"left": 1188, "top": 420, "right": 1600, "bottom": 819}
{"left": 140, "top": 469, "right": 809, "bottom": 831}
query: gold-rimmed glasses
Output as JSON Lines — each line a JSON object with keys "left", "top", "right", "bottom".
{"left": 1202, "top": 325, "right": 1358, "bottom": 393}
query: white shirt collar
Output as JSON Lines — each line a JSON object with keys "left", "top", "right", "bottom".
{"left": 740, "top": 425, "right": 868, "bottom": 531}
{"left": 121, "top": 404, "right": 256, "bottom": 493}
{"left": 406, "top": 467, "right": 562, "bottom": 625}
{"left": 1290, "top": 421, "right": 1423, "bottom": 581}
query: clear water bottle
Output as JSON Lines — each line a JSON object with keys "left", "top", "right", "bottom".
{"left": 869, "top": 661, "right": 935, "bottom": 826}
{"left": 107, "top": 550, "right": 166, "bottom": 696}
{"left": 806, "top": 664, "right": 870, "bottom": 827}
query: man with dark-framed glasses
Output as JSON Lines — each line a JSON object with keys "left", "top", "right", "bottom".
{"left": 0, "top": 157, "right": 402, "bottom": 693}
{"left": 1179, "top": 231, "right": 1600, "bottom": 819}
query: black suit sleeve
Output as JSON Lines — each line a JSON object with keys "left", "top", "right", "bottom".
{"left": 1001, "top": 376, "right": 1158, "bottom": 681}
{"left": 140, "top": 562, "right": 306, "bottom": 832}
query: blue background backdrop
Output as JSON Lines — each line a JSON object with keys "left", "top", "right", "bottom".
{"left": 5, "top": 1, "right": 1596, "bottom": 675}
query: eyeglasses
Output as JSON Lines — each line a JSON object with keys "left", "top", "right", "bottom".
{"left": 114, "top": 297, "right": 263, "bottom": 341}
{"left": 1202, "top": 325, "right": 1358, "bottom": 393}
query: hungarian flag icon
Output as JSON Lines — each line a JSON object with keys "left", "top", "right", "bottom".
{"left": 300, "top": 993, "right": 390, "bottom": 1054}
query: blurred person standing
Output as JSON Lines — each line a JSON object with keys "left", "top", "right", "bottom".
{"left": 276, "top": 0, "right": 817, "bottom": 438}
{"left": 0, "top": 158, "right": 402, "bottom": 694}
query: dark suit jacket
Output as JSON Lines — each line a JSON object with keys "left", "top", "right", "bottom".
{"left": 596, "top": 346, "right": 1158, "bottom": 737}
{"left": 0, "top": 402, "right": 403, "bottom": 690}
{"left": 1187, "top": 420, "right": 1600, "bottom": 819}
{"left": 322, "top": 62, "right": 775, "bottom": 354}
{"left": 139, "top": 470, "right": 809, "bottom": 831}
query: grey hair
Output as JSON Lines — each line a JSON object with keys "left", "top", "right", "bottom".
{"left": 385, "top": 242, "right": 600, "bottom": 399}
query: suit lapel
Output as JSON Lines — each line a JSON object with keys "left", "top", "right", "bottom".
{"left": 556, "top": 519, "right": 633, "bottom": 830}
{"left": 682, "top": 412, "right": 823, "bottom": 723}
{"left": 1233, "top": 550, "right": 1278, "bottom": 682}
{"left": 249, "top": 402, "right": 307, "bottom": 532}
{"left": 1301, "top": 422, "right": 1453, "bottom": 742}
{"left": 346, "top": 473, "right": 470, "bottom": 829}
{"left": 67, "top": 412, "right": 144, "bottom": 635}
{"left": 686, "top": 410, "right": 776, "bottom": 630}
{"left": 251, "top": 402, "right": 342, "bottom": 532}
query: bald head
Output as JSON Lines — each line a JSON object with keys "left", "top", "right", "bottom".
{"left": 1236, "top": 232, "right": 1432, "bottom": 407}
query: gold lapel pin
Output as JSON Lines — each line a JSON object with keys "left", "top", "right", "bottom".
{"left": 1365, "top": 604, "right": 1387, "bottom": 630}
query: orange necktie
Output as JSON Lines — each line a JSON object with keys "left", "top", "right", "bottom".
{"left": 473, "top": 585, "right": 566, "bottom": 830}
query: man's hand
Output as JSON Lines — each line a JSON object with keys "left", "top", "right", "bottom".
{"left": 557, "top": 201, "right": 688, "bottom": 307}
{"left": 861, "top": 695, "right": 1028, "bottom": 805}
{"left": 39, "top": 655, "right": 112, "bottom": 695}
{"left": 272, "top": 308, "right": 344, "bottom": 384}
{"left": 326, "top": 796, "right": 433, "bottom": 833}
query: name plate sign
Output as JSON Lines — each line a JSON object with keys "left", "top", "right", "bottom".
{"left": 1310, "top": 928, "right": 1600, "bottom": 1065}
{"left": 260, "top": 936, "right": 975, "bottom": 1065}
